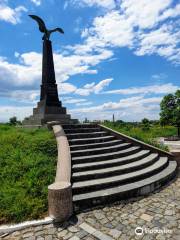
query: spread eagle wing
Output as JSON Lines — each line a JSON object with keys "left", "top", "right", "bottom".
{"left": 49, "top": 27, "right": 64, "bottom": 34}
{"left": 29, "top": 15, "right": 47, "bottom": 33}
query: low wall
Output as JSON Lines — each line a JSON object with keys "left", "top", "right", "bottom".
{"left": 47, "top": 123, "right": 73, "bottom": 222}
{"left": 99, "top": 124, "right": 174, "bottom": 160}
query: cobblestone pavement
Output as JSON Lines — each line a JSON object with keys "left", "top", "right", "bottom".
{"left": 1, "top": 174, "right": 180, "bottom": 240}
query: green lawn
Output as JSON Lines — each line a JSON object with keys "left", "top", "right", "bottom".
{"left": 0, "top": 124, "right": 57, "bottom": 224}
{"left": 103, "top": 122, "right": 177, "bottom": 151}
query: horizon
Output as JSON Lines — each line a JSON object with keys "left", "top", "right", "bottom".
{"left": 0, "top": 0, "right": 180, "bottom": 122}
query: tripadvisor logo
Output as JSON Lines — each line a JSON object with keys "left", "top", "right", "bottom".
{"left": 135, "top": 227, "right": 143, "bottom": 235}
{"left": 135, "top": 227, "right": 172, "bottom": 235}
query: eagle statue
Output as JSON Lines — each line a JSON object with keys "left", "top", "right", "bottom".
{"left": 29, "top": 15, "right": 64, "bottom": 40}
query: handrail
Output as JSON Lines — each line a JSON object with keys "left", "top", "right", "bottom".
{"left": 47, "top": 122, "right": 72, "bottom": 222}
{"left": 52, "top": 125, "right": 71, "bottom": 183}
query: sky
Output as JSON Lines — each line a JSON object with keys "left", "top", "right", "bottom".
{"left": 0, "top": 0, "right": 179, "bottom": 122}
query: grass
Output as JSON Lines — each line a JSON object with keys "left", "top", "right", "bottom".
{"left": 103, "top": 122, "right": 177, "bottom": 152}
{"left": 0, "top": 124, "right": 57, "bottom": 224}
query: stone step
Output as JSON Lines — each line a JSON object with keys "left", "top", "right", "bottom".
{"left": 73, "top": 161, "right": 177, "bottom": 209}
{"left": 72, "top": 153, "right": 159, "bottom": 181}
{"left": 72, "top": 146, "right": 141, "bottom": 164}
{"left": 72, "top": 157, "right": 168, "bottom": 194}
{"left": 70, "top": 139, "right": 124, "bottom": 151}
{"left": 63, "top": 124, "right": 98, "bottom": 129}
{"left": 69, "top": 135, "right": 116, "bottom": 145}
{"left": 66, "top": 131, "right": 109, "bottom": 140}
{"left": 71, "top": 142, "right": 132, "bottom": 157}
{"left": 72, "top": 150, "right": 150, "bottom": 172}
{"left": 64, "top": 128, "right": 101, "bottom": 134}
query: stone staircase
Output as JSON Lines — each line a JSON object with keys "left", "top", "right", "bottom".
{"left": 62, "top": 124, "right": 177, "bottom": 211}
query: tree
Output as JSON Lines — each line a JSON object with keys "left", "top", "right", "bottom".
{"left": 141, "top": 118, "right": 150, "bottom": 131}
{"left": 9, "top": 116, "right": 18, "bottom": 125}
{"left": 160, "top": 90, "right": 180, "bottom": 137}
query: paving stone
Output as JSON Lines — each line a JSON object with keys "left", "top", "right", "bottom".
{"left": 94, "top": 213, "right": 105, "bottom": 220}
{"left": 64, "top": 232, "right": 73, "bottom": 240}
{"left": 116, "top": 223, "right": 125, "bottom": 231}
{"left": 93, "top": 230, "right": 113, "bottom": 240}
{"left": 75, "top": 230, "right": 88, "bottom": 239}
{"left": 11, "top": 231, "right": 21, "bottom": 237}
{"left": 108, "top": 229, "right": 121, "bottom": 239}
{"left": 45, "top": 236, "right": 53, "bottom": 240}
{"left": 164, "top": 209, "right": 174, "bottom": 216}
{"left": 57, "top": 230, "right": 68, "bottom": 238}
{"left": 156, "top": 234, "right": 166, "bottom": 240}
{"left": 23, "top": 232, "right": 34, "bottom": 238}
{"left": 104, "top": 223, "right": 114, "bottom": 229}
{"left": 34, "top": 226, "right": 43, "bottom": 231}
{"left": 79, "top": 223, "right": 96, "bottom": 234}
{"left": 69, "top": 237, "right": 80, "bottom": 240}
{"left": 24, "top": 237, "right": 36, "bottom": 240}
{"left": 68, "top": 226, "right": 79, "bottom": 233}
{"left": 35, "top": 230, "right": 44, "bottom": 237}
{"left": 140, "top": 213, "right": 154, "bottom": 222}
{"left": 36, "top": 237, "right": 44, "bottom": 240}
{"left": 47, "top": 228, "right": 56, "bottom": 235}
{"left": 100, "top": 218, "right": 109, "bottom": 225}
{"left": 86, "top": 218, "right": 97, "bottom": 225}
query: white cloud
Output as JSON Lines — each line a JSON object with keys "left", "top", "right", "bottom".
{"left": 30, "top": 0, "right": 41, "bottom": 6}
{"left": 159, "top": 3, "right": 180, "bottom": 22}
{"left": 152, "top": 73, "right": 168, "bottom": 80}
{"left": 62, "top": 97, "right": 87, "bottom": 104}
{"left": 72, "top": 0, "right": 116, "bottom": 9}
{"left": 70, "top": 95, "right": 163, "bottom": 121}
{"left": 0, "top": 106, "right": 33, "bottom": 122}
{"left": 62, "top": 97, "right": 92, "bottom": 106}
{"left": 76, "top": 101, "right": 93, "bottom": 106}
{"left": 0, "top": 90, "right": 39, "bottom": 104}
{"left": 0, "top": 48, "right": 113, "bottom": 90}
{"left": 58, "top": 83, "right": 77, "bottom": 95}
{"left": 0, "top": 52, "right": 41, "bottom": 87}
{"left": 135, "top": 24, "right": 180, "bottom": 63}
{"left": 0, "top": 2, "right": 27, "bottom": 24}
{"left": 78, "top": 0, "right": 180, "bottom": 64}
{"left": 104, "top": 83, "right": 179, "bottom": 95}
{"left": 75, "top": 78, "right": 113, "bottom": 96}
{"left": 120, "top": 0, "right": 172, "bottom": 29}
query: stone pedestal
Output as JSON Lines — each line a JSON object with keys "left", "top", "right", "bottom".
{"left": 23, "top": 39, "right": 74, "bottom": 126}
{"left": 48, "top": 182, "right": 73, "bottom": 222}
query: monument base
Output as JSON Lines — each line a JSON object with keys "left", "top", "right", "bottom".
{"left": 22, "top": 99, "right": 77, "bottom": 126}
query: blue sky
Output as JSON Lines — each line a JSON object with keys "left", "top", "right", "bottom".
{"left": 0, "top": 0, "right": 179, "bottom": 122}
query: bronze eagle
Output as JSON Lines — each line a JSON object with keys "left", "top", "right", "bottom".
{"left": 29, "top": 15, "right": 64, "bottom": 40}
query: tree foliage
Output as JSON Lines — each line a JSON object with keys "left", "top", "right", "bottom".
{"left": 141, "top": 118, "right": 150, "bottom": 131}
{"left": 160, "top": 90, "right": 180, "bottom": 136}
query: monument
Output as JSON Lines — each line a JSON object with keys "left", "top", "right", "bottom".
{"left": 23, "top": 15, "right": 74, "bottom": 126}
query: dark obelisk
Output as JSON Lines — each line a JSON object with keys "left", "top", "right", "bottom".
{"left": 22, "top": 15, "right": 73, "bottom": 126}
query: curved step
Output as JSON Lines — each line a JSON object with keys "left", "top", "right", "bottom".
{"left": 71, "top": 142, "right": 132, "bottom": 157}
{"left": 72, "top": 150, "right": 150, "bottom": 172}
{"left": 72, "top": 146, "right": 141, "bottom": 164}
{"left": 73, "top": 161, "right": 177, "bottom": 208}
{"left": 69, "top": 135, "right": 116, "bottom": 145}
{"left": 67, "top": 131, "right": 109, "bottom": 140}
{"left": 64, "top": 128, "right": 101, "bottom": 134}
{"left": 72, "top": 153, "right": 159, "bottom": 181}
{"left": 70, "top": 139, "right": 123, "bottom": 151}
{"left": 72, "top": 157, "right": 168, "bottom": 194}
{"left": 63, "top": 124, "right": 98, "bottom": 129}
